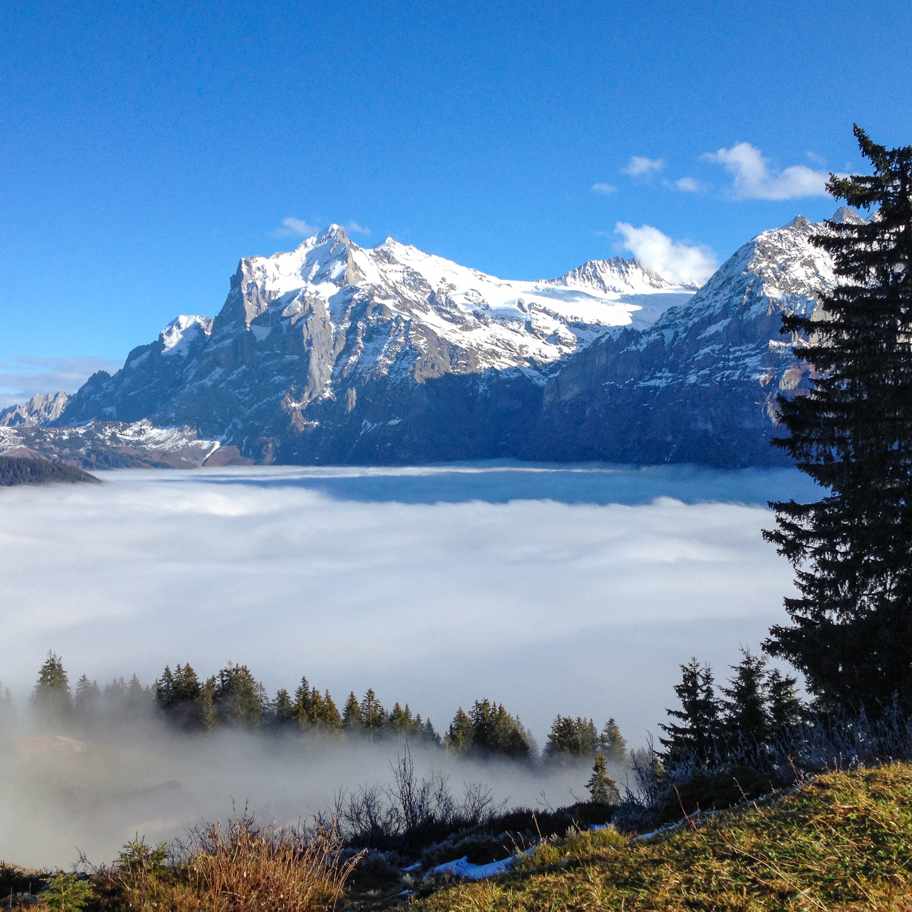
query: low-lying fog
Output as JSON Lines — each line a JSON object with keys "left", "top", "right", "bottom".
{"left": 1, "top": 463, "right": 814, "bottom": 867}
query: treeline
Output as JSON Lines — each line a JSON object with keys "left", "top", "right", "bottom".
{"left": 659, "top": 649, "right": 802, "bottom": 770}
{"left": 17, "top": 653, "right": 628, "bottom": 768}
{"left": 0, "top": 455, "right": 97, "bottom": 487}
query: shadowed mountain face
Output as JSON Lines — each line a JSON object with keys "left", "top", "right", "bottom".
{"left": 4, "top": 214, "right": 847, "bottom": 469}
{"left": 529, "top": 216, "right": 837, "bottom": 467}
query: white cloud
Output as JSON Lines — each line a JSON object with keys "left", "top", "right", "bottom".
{"left": 622, "top": 155, "right": 665, "bottom": 177}
{"left": 614, "top": 222, "right": 717, "bottom": 286}
{"left": 591, "top": 182, "right": 617, "bottom": 195}
{"left": 702, "top": 142, "right": 830, "bottom": 200}
{"left": 273, "top": 216, "right": 318, "bottom": 238}
{"left": 346, "top": 220, "right": 371, "bottom": 236}
{"left": 672, "top": 176, "right": 703, "bottom": 193}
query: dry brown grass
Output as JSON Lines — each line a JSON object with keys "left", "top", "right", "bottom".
{"left": 89, "top": 815, "right": 362, "bottom": 912}
{"left": 187, "top": 818, "right": 360, "bottom": 911}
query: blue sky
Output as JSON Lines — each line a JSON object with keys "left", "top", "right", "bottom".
{"left": 2, "top": 0, "right": 911, "bottom": 404}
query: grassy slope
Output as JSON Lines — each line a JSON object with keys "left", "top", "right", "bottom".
{"left": 413, "top": 763, "right": 912, "bottom": 912}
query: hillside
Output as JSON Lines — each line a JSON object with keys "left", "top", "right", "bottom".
{"left": 0, "top": 455, "right": 99, "bottom": 487}
{"left": 413, "top": 763, "right": 912, "bottom": 912}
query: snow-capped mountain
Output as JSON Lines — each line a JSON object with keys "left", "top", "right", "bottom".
{"left": 56, "top": 226, "right": 693, "bottom": 463}
{"left": 0, "top": 391, "right": 71, "bottom": 427}
{"left": 0, "top": 419, "right": 231, "bottom": 469}
{"left": 14, "top": 212, "right": 848, "bottom": 468}
{"left": 532, "top": 213, "right": 842, "bottom": 465}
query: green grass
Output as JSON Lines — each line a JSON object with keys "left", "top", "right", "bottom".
{"left": 412, "top": 763, "right": 912, "bottom": 911}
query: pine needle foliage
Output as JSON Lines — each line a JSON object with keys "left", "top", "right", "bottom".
{"left": 765, "top": 125, "right": 912, "bottom": 714}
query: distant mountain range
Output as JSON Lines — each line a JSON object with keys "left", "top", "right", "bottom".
{"left": 0, "top": 213, "right": 853, "bottom": 468}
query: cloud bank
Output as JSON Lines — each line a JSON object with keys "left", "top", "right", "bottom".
{"left": 614, "top": 223, "right": 717, "bottom": 286}
{"left": 1, "top": 465, "right": 810, "bottom": 745}
{"left": 702, "top": 142, "right": 830, "bottom": 200}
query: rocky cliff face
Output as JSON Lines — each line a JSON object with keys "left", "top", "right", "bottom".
{"left": 0, "top": 392, "right": 71, "bottom": 427}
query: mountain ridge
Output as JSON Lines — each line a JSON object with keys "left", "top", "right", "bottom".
{"left": 0, "top": 213, "right": 853, "bottom": 468}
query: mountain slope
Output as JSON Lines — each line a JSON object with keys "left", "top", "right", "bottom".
{"left": 10, "top": 214, "right": 845, "bottom": 468}
{"left": 0, "top": 454, "right": 98, "bottom": 486}
{"left": 56, "top": 227, "right": 693, "bottom": 464}
{"left": 0, "top": 392, "right": 71, "bottom": 427}
{"left": 529, "top": 214, "right": 838, "bottom": 466}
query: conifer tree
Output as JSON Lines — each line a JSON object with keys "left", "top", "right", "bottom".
{"left": 155, "top": 666, "right": 175, "bottom": 711}
{"left": 545, "top": 715, "right": 599, "bottom": 762}
{"left": 766, "top": 669, "right": 804, "bottom": 741}
{"left": 125, "top": 674, "right": 150, "bottom": 717}
{"left": 272, "top": 688, "right": 295, "bottom": 728}
{"left": 32, "top": 652, "right": 72, "bottom": 724}
{"left": 586, "top": 753, "right": 620, "bottom": 804}
{"left": 74, "top": 674, "right": 100, "bottom": 725}
{"left": 360, "top": 689, "right": 387, "bottom": 736}
{"left": 316, "top": 689, "right": 343, "bottom": 731}
{"left": 292, "top": 677, "right": 312, "bottom": 726}
{"left": 721, "top": 649, "right": 770, "bottom": 754}
{"left": 599, "top": 718, "right": 628, "bottom": 764}
{"left": 420, "top": 716, "right": 441, "bottom": 746}
{"left": 213, "top": 663, "right": 264, "bottom": 728}
{"left": 342, "top": 691, "right": 362, "bottom": 730}
{"left": 765, "top": 126, "right": 912, "bottom": 713}
{"left": 446, "top": 707, "right": 473, "bottom": 753}
{"left": 198, "top": 677, "right": 218, "bottom": 731}
{"left": 659, "top": 658, "right": 721, "bottom": 768}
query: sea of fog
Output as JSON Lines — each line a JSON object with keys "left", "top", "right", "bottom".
{"left": 2, "top": 462, "right": 815, "bottom": 739}
{"left": 0, "top": 462, "right": 816, "bottom": 865}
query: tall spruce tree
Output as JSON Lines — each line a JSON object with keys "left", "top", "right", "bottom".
{"left": 74, "top": 674, "right": 101, "bottom": 726}
{"left": 586, "top": 753, "right": 620, "bottom": 805}
{"left": 213, "top": 663, "right": 265, "bottom": 728}
{"left": 659, "top": 658, "right": 721, "bottom": 768}
{"left": 446, "top": 707, "right": 473, "bottom": 753}
{"left": 342, "top": 691, "right": 362, "bottom": 730}
{"left": 766, "top": 669, "right": 804, "bottom": 742}
{"left": 764, "top": 126, "right": 912, "bottom": 713}
{"left": 32, "top": 652, "right": 72, "bottom": 724}
{"left": 721, "top": 649, "right": 770, "bottom": 754}
{"left": 599, "top": 718, "right": 627, "bottom": 764}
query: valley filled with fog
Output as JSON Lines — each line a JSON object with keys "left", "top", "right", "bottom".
{"left": 1, "top": 463, "right": 816, "bottom": 866}
{"left": 3, "top": 463, "right": 813, "bottom": 736}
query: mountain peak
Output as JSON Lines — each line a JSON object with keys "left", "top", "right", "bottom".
{"left": 831, "top": 206, "right": 866, "bottom": 225}
{"left": 160, "top": 314, "right": 214, "bottom": 356}
{"left": 320, "top": 223, "right": 350, "bottom": 243}
{"left": 0, "top": 391, "right": 71, "bottom": 428}
{"left": 550, "top": 257, "right": 697, "bottom": 294}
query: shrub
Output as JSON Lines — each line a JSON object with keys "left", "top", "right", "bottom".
{"left": 85, "top": 815, "right": 361, "bottom": 912}
{"left": 37, "top": 873, "right": 94, "bottom": 912}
